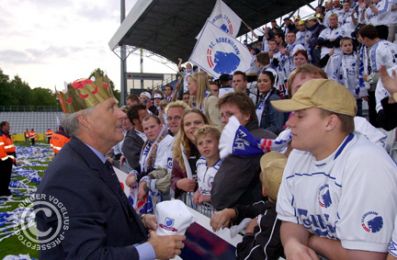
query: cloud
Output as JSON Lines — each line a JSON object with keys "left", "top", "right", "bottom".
{"left": 76, "top": 4, "right": 119, "bottom": 21}
{"left": 27, "top": 46, "right": 82, "bottom": 59}
{"left": 0, "top": 16, "right": 9, "bottom": 28}
{"left": 0, "top": 50, "right": 35, "bottom": 64}
{"left": 18, "top": 0, "right": 73, "bottom": 7}
{"left": 0, "top": 46, "right": 89, "bottom": 65}
{"left": 0, "top": 0, "right": 176, "bottom": 91}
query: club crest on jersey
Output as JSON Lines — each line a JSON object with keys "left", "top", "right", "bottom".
{"left": 159, "top": 217, "right": 178, "bottom": 232}
{"left": 167, "top": 157, "right": 173, "bottom": 170}
{"left": 361, "top": 211, "right": 383, "bottom": 233}
{"left": 318, "top": 184, "right": 332, "bottom": 208}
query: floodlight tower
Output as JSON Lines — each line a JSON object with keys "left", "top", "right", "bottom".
{"left": 120, "top": 0, "right": 127, "bottom": 105}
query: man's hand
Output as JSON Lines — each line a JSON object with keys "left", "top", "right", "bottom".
{"left": 210, "top": 208, "right": 236, "bottom": 231}
{"left": 176, "top": 178, "right": 196, "bottom": 192}
{"left": 198, "top": 194, "right": 211, "bottom": 204}
{"left": 245, "top": 217, "right": 258, "bottom": 235}
{"left": 148, "top": 231, "right": 185, "bottom": 260}
{"left": 192, "top": 190, "right": 201, "bottom": 204}
{"left": 125, "top": 174, "right": 137, "bottom": 188}
{"left": 142, "top": 214, "right": 157, "bottom": 231}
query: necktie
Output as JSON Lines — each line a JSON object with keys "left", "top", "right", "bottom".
{"left": 104, "top": 160, "right": 148, "bottom": 237}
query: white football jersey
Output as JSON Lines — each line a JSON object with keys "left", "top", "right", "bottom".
{"left": 325, "top": 53, "right": 364, "bottom": 98}
{"left": 375, "top": 64, "right": 397, "bottom": 112}
{"left": 154, "top": 134, "right": 174, "bottom": 170}
{"left": 139, "top": 134, "right": 174, "bottom": 173}
{"left": 196, "top": 157, "right": 222, "bottom": 195}
{"left": 369, "top": 40, "right": 397, "bottom": 73}
{"left": 365, "top": 0, "right": 391, "bottom": 25}
{"left": 277, "top": 134, "right": 397, "bottom": 252}
{"left": 318, "top": 27, "right": 342, "bottom": 58}
{"left": 389, "top": 216, "right": 397, "bottom": 257}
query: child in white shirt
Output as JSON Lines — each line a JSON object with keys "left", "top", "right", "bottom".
{"left": 192, "top": 125, "right": 222, "bottom": 217}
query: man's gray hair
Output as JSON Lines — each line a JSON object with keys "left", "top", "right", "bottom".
{"left": 61, "top": 108, "right": 92, "bottom": 136}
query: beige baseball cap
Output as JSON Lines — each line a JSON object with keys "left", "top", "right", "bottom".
{"left": 271, "top": 79, "right": 357, "bottom": 116}
{"left": 260, "top": 152, "right": 287, "bottom": 201}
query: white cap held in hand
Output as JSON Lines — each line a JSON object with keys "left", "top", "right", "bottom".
{"left": 155, "top": 200, "right": 194, "bottom": 235}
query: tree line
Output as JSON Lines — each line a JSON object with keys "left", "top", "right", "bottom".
{"left": 0, "top": 68, "right": 120, "bottom": 110}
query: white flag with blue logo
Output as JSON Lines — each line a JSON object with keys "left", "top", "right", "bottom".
{"left": 219, "top": 116, "right": 292, "bottom": 159}
{"left": 219, "top": 116, "right": 263, "bottom": 159}
{"left": 190, "top": 21, "right": 252, "bottom": 78}
{"left": 198, "top": 0, "right": 241, "bottom": 38}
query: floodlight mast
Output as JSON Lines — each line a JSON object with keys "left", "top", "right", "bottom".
{"left": 120, "top": 0, "right": 127, "bottom": 105}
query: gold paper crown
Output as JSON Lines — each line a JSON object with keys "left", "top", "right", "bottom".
{"left": 57, "top": 72, "right": 114, "bottom": 113}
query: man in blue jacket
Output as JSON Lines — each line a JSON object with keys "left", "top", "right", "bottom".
{"left": 36, "top": 74, "right": 184, "bottom": 259}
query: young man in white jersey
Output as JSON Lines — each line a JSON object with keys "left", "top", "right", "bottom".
{"left": 282, "top": 31, "right": 306, "bottom": 75}
{"left": 272, "top": 79, "right": 397, "bottom": 259}
{"left": 339, "top": 1, "right": 355, "bottom": 38}
{"left": 232, "top": 71, "right": 257, "bottom": 103}
{"left": 358, "top": 24, "right": 397, "bottom": 126}
{"left": 318, "top": 13, "right": 343, "bottom": 59}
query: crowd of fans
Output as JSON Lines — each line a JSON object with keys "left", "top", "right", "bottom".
{"left": 46, "top": 0, "right": 397, "bottom": 259}
{"left": 243, "top": 0, "right": 395, "bottom": 125}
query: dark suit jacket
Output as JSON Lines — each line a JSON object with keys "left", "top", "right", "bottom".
{"left": 36, "top": 137, "right": 148, "bottom": 259}
{"left": 122, "top": 129, "right": 144, "bottom": 172}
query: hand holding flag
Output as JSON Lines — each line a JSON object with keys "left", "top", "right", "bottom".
{"left": 219, "top": 116, "right": 263, "bottom": 159}
{"left": 219, "top": 116, "right": 292, "bottom": 159}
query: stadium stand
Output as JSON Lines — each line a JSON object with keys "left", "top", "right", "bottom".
{"left": 0, "top": 112, "right": 62, "bottom": 135}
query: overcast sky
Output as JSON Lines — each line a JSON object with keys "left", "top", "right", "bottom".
{"left": 0, "top": 1, "right": 315, "bottom": 92}
{"left": 0, "top": 0, "right": 176, "bottom": 91}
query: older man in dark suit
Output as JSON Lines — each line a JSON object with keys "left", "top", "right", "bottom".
{"left": 36, "top": 74, "right": 184, "bottom": 259}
